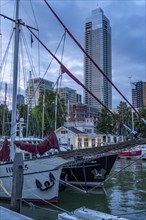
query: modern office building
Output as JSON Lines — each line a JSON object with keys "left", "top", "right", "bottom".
{"left": 25, "top": 77, "right": 54, "bottom": 108}
{"left": 58, "top": 87, "right": 82, "bottom": 105}
{"left": 84, "top": 6, "right": 112, "bottom": 111}
{"left": 132, "top": 81, "right": 146, "bottom": 108}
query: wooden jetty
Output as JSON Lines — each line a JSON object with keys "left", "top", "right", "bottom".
{"left": 0, "top": 206, "right": 33, "bottom": 220}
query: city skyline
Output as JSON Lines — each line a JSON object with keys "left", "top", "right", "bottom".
{"left": 0, "top": 0, "right": 145, "bottom": 109}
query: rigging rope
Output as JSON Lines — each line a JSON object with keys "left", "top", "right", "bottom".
{"left": 22, "top": 199, "right": 60, "bottom": 213}
{"left": 44, "top": 0, "right": 146, "bottom": 127}
{"left": 88, "top": 154, "right": 146, "bottom": 193}
{"left": 30, "top": 0, "right": 40, "bottom": 77}
{"left": 0, "top": 29, "right": 14, "bottom": 91}
{"left": 27, "top": 27, "right": 139, "bottom": 137}
{"left": 26, "top": 31, "right": 67, "bottom": 106}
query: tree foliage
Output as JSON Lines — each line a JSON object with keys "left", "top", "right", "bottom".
{"left": 134, "top": 107, "right": 146, "bottom": 138}
{"left": 0, "top": 104, "right": 11, "bottom": 136}
{"left": 31, "top": 90, "right": 66, "bottom": 137}
{"left": 1, "top": 97, "right": 146, "bottom": 139}
{"left": 96, "top": 102, "right": 146, "bottom": 138}
{"left": 96, "top": 108, "right": 115, "bottom": 134}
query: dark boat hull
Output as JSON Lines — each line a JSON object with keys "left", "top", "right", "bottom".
{"left": 61, "top": 154, "right": 117, "bottom": 188}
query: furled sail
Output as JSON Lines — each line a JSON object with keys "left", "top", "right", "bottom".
{"left": 0, "top": 138, "right": 10, "bottom": 162}
{"left": 14, "top": 130, "right": 59, "bottom": 155}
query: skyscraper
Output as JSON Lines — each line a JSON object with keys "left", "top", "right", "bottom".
{"left": 84, "top": 7, "right": 112, "bottom": 111}
{"left": 132, "top": 81, "right": 146, "bottom": 108}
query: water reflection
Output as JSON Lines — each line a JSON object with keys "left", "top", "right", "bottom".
{"left": 1, "top": 159, "right": 146, "bottom": 220}
{"left": 105, "top": 159, "right": 146, "bottom": 220}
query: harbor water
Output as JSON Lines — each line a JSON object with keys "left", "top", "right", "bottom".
{"left": 1, "top": 158, "right": 146, "bottom": 220}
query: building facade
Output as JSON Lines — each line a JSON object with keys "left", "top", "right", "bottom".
{"left": 58, "top": 87, "right": 82, "bottom": 105}
{"left": 25, "top": 77, "right": 54, "bottom": 108}
{"left": 69, "top": 103, "right": 100, "bottom": 123}
{"left": 56, "top": 118, "right": 105, "bottom": 150}
{"left": 132, "top": 81, "right": 146, "bottom": 108}
{"left": 17, "top": 94, "right": 24, "bottom": 105}
{"left": 56, "top": 118, "right": 123, "bottom": 150}
{"left": 84, "top": 7, "right": 112, "bottom": 111}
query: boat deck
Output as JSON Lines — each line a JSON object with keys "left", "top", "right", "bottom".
{"left": 58, "top": 138, "right": 146, "bottom": 161}
{"left": 0, "top": 206, "right": 33, "bottom": 220}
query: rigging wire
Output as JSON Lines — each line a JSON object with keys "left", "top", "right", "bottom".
{"left": 29, "top": 0, "right": 40, "bottom": 77}
{"left": 88, "top": 153, "right": 146, "bottom": 193}
{"left": 22, "top": 199, "right": 60, "bottom": 213}
{"left": 21, "top": 28, "right": 38, "bottom": 79}
{"left": 24, "top": 31, "right": 67, "bottom": 108}
{"left": 0, "top": 29, "right": 14, "bottom": 91}
{"left": 44, "top": 0, "right": 146, "bottom": 126}
{"left": 27, "top": 27, "right": 139, "bottom": 137}
{"left": 54, "top": 31, "right": 67, "bottom": 130}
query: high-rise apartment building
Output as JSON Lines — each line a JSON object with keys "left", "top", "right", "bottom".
{"left": 84, "top": 7, "right": 112, "bottom": 111}
{"left": 132, "top": 81, "right": 146, "bottom": 108}
{"left": 25, "top": 78, "right": 54, "bottom": 108}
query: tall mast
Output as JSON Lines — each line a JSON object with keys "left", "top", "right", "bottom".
{"left": 2, "top": 83, "right": 7, "bottom": 136}
{"left": 10, "top": 0, "right": 20, "bottom": 160}
{"left": 42, "top": 91, "right": 45, "bottom": 139}
{"left": 0, "top": 0, "right": 2, "bottom": 64}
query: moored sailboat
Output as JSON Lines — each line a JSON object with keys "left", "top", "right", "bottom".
{"left": 0, "top": 0, "right": 75, "bottom": 204}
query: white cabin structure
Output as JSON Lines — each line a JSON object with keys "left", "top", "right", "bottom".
{"left": 56, "top": 118, "right": 123, "bottom": 150}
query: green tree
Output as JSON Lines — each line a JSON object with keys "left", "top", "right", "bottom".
{"left": 31, "top": 90, "right": 66, "bottom": 137}
{"left": 116, "top": 101, "right": 132, "bottom": 138}
{"left": 17, "top": 104, "right": 28, "bottom": 121}
{"left": 134, "top": 107, "right": 146, "bottom": 138}
{"left": 0, "top": 104, "right": 11, "bottom": 136}
{"left": 96, "top": 108, "right": 115, "bottom": 134}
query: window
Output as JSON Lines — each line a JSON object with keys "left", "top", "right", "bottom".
{"left": 84, "top": 138, "right": 88, "bottom": 148}
{"left": 78, "top": 138, "right": 82, "bottom": 148}
{"left": 24, "top": 153, "right": 31, "bottom": 160}
{"left": 61, "top": 130, "right": 68, "bottom": 134}
{"left": 91, "top": 139, "right": 95, "bottom": 147}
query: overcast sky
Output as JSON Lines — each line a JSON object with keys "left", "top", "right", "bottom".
{"left": 0, "top": 0, "right": 145, "bottom": 108}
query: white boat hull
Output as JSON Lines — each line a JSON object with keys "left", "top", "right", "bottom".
{"left": 58, "top": 207, "right": 129, "bottom": 220}
{"left": 0, "top": 156, "right": 70, "bottom": 204}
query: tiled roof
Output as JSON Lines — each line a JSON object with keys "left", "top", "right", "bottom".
{"left": 66, "top": 127, "right": 86, "bottom": 134}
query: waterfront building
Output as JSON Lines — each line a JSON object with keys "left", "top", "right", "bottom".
{"left": 25, "top": 77, "right": 54, "bottom": 108}
{"left": 56, "top": 118, "right": 123, "bottom": 150}
{"left": 84, "top": 6, "right": 112, "bottom": 111}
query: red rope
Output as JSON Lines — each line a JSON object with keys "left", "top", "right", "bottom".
{"left": 27, "top": 27, "right": 126, "bottom": 126}
{"left": 44, "top": 0, "right": 142, "bottom": 119}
